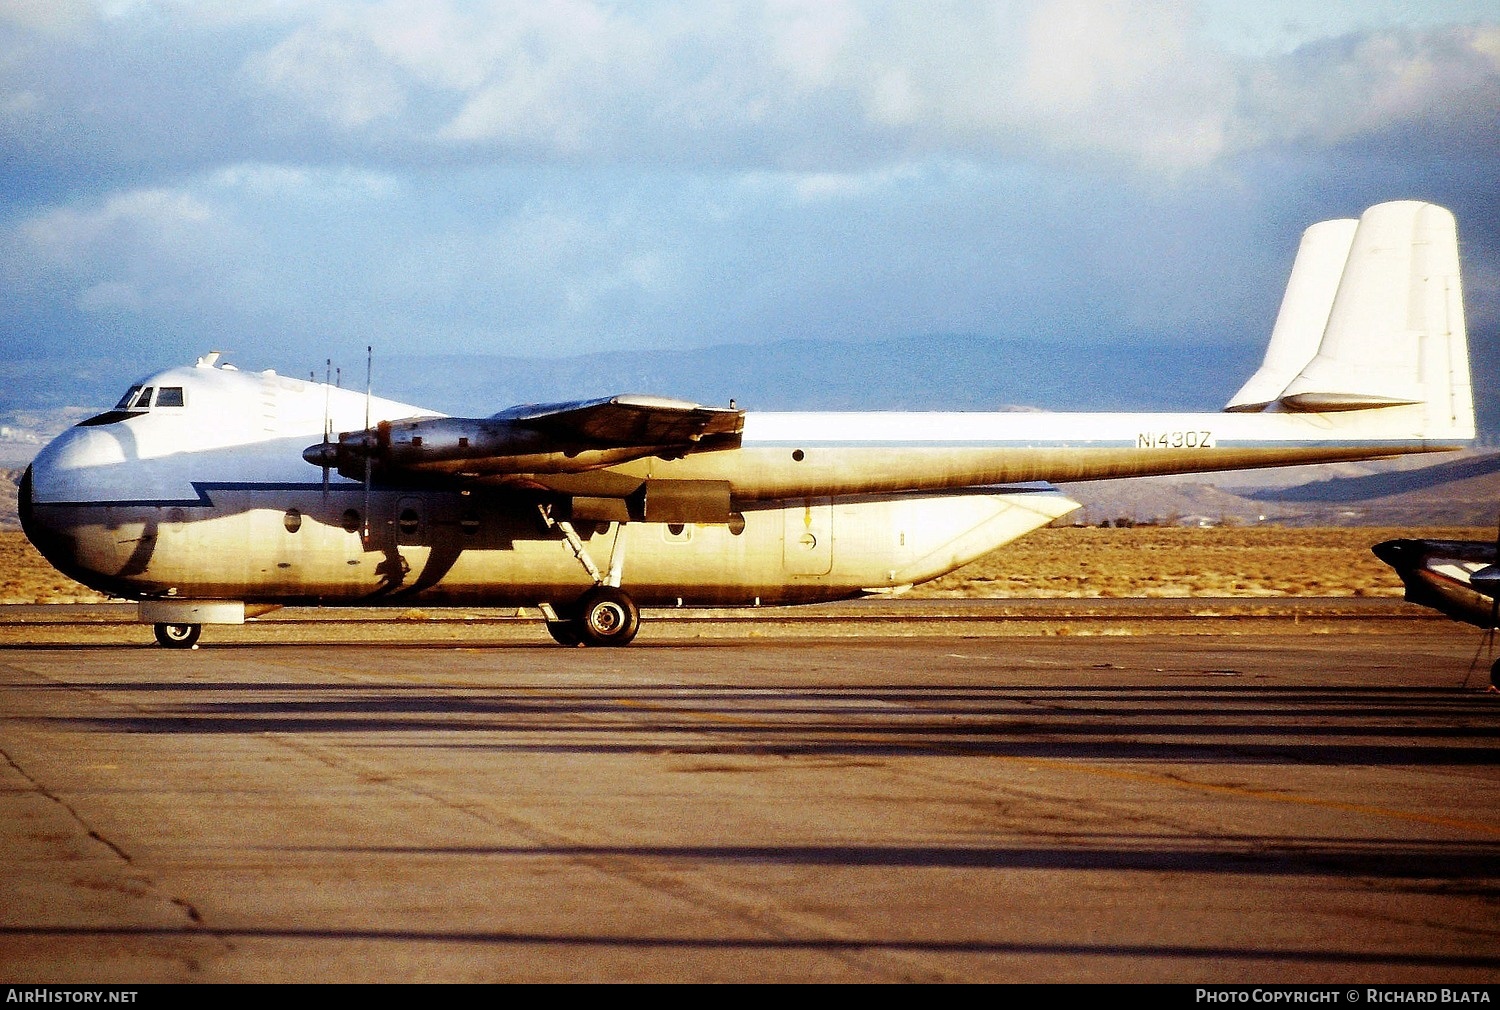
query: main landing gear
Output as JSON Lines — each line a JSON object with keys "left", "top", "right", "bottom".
{"left": 546, "top": 585, "right": 641, "bottom": 647}
{"left": 540, "top": 509, "right": 642, "bottom": 647}
{"left": 154, "top": 622, "right": 202, "bottom": 649}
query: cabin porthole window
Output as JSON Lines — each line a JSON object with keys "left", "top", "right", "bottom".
{"left": 792, "top": 449, "right": 805, "bottom": 462}
{"left": 728, "top": 512, "right": 746, "bottom": 536}
{"left": 283, "top": 508, "right": 302, "bottom": 533}
{"left": 341, "top": 508, "right": 362, "bottom": 534}
{"left": 398, "top": 508, "right": 419, "bottom": 535}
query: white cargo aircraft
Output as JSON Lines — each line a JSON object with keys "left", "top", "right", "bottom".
{"left": 20, "top": 201, "right": 1475, "bottom": 647}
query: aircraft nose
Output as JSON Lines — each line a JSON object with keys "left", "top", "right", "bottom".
{"left": 17, "top": 463, "right": 82, "bottom": 583}
{"left": 19, "top": 440, "right": 130, "bottom": 598}
{"left": 17, "top": 464, "right": 40, "bottom": 543}
{"left": 1470, "top": 564, "right": 1500, "bottom": 599}
{"left": 38, "top": 422, "right": 129, "bottom": 472}
{"left": 1371, "top": 539, "right": 1419, "bottom": 568}
{"left": 24, "top": 422, "right": 132, "bottom": 504}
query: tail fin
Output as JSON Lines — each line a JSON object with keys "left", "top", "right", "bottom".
{"left": 1226, "top": 217, "right": 1357, "bottom": 412}
{"left": 1226, "top": 201, "right": 1474, "bottom": 439}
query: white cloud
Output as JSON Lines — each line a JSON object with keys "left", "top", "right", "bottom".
{"left": 246, "top": 14, "right": 409, "bottom": 129}
{"left": 7, "top": 1, "right": 1492, "bottom": 176}
{"left": 0, "top": 0, "right": 95, "bottom": 36}
{"left": 19, "top": 188, "right": 216, "bottom": 266}
{"left": 207, "top": 162, "right": 398, "bottom": 201}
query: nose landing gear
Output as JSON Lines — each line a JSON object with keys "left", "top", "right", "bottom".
{"left": 154, "top": 622, "right": 202, "bottom": 649}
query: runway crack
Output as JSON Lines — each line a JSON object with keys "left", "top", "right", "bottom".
{"left": 1, "top": 744, "right": 132, "bottom": 863}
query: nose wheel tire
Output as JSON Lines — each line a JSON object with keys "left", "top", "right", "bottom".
{"left": 558, "top": 586, "right": 639, "bottom": 647}
{"left": 154, "top": 622, "right": 202, "bottom": 649}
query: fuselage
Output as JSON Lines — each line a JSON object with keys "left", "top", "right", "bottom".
{"left": 21, "top": 357, "right": 1464, "bottom": 610}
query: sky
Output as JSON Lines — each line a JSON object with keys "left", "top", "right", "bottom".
{"left": 1, "top": 0, "right": 1498, "bottom": 395}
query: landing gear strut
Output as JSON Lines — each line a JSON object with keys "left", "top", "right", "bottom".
{"left": 154, "top": 622, "right": 201, "bottom": 649}
{"left": 539, "top": 508, "right": 641, "bottom": 647}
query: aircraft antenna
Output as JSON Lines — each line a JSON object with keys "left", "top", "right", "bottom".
{"left": 1491, "top": 514, "right": 1498, "bottom": 638}
{"left": 1488, "top": 515, "right": 1500, "bottom": 690}
{"left": 362, "top": 346, "right": 373, "bottom": 541}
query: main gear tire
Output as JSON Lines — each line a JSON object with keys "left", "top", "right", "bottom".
{"left": 574, "top": 586, "right": 640, "bottom": 647}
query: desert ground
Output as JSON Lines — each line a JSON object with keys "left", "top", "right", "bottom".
{"left": 908, "top": 525, "right": 1492, "bottom": 599}
{"left": 2, "top": 526, "right": 1489, "bottom": 605}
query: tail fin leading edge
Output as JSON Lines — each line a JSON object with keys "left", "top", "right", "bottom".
{"left": 1226, "top": 201, "right": 1474, "bottom": 440}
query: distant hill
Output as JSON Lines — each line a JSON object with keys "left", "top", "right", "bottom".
{"left": 1061, "top": 451, "right": 1500, "bottom": 527}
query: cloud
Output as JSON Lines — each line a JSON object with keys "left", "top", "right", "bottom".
{"left": 15, "top": 187, "right": 216, "bottom": 275}
{"left": 248, "top": 14, "right": 411, "bottom": 131}
{"left": 0, "top": 0, "right": 96, "bottom": 36}
{"left": 4, "top": 2, "right": 1496, "bottom": 179}
{"left": 0, "top": 1, "right": 1497, "bottom": 385}
{"left": 1235, "top": 25, "right": 1500, "bottom": 152}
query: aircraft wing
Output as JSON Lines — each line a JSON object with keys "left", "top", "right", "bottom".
{"left": 308, "top": 394, "right": 746, "bottom": 485}
{"left": 493, "top": 395, "right": 745, "bottom": 447}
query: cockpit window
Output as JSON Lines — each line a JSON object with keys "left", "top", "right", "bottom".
{"left": 86, "top": 382, "right": 184, "bottom": 426}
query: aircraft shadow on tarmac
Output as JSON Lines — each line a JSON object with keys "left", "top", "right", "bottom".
{"left": 38, "top": 680, "right": 1499, "bottom": 769}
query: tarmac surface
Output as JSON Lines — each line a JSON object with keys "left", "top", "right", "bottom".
{"left": 2, "top": 601, "right": 1498, "bottom": 982}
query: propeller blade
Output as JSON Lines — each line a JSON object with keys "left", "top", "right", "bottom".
{"left": 321, "top": 358, "right": 332, "bottom": 500}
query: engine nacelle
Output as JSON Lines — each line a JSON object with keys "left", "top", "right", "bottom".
{"left": 305, "top": 416, "right": 670, "bottom": 481}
